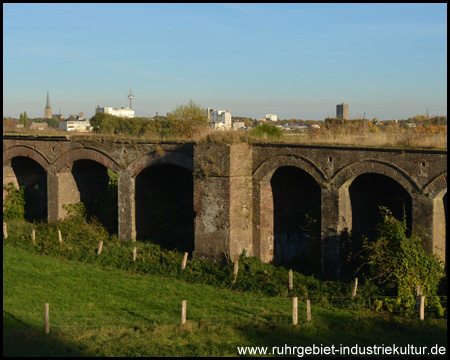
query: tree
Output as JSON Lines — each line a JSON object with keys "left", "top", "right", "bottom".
{"left": 44, "top": 117, "right": 59, "bottom": 128}
{"left": 369, "top": 121, "right": 379, "bottom": 133}
{"left": 90, "top": 100, "right": 209, "bottom": 139}
{"left": 90, "top": 112, "right": 120, "bottom": 134}
{"left": 143, "top": 116, "right": 173, "bottom": 138}
{"left": 167, "top": 99, "right": 208, "bottom": 138}
{"left": 23, "top": 111, "right": 28, "bottom": 128}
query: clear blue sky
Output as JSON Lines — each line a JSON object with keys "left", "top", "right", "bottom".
{"left": 3, "top": 3, "right": 447, "bottom": 120}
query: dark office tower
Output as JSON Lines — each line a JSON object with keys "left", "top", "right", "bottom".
{"left": 336, "top": 103, "right": 349, "bottom": 120}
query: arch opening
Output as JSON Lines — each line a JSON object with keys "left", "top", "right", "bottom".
{"left": 6, "top": 157, "right": 48, "bottom": 222}
{"left": 270, "top": 166, "right": 321, "bottom": 274}
{"left": 135, "top": 164, "right": 194, "bottom": 252}
{"left": 342, "top": 173, "right": 413, "bottom": 276}
{"left": 349, "top": 173, "right": 412, "bottom": 240}
{"left": 71, "top": 160, "right": 118, "bottom": 234}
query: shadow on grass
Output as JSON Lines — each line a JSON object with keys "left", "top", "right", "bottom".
{"left": 3, "top": 311, "right": 87, "bottom": 357}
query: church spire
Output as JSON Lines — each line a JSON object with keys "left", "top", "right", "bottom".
{"left": 44, "top": 90, "right": 52, "bottom": 119}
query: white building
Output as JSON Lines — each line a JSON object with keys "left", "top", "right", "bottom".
{"left": 59, "top": 116, "right": 92, "bottom": 132}
{"left": 265, "top": 114, "right": 278, "bottom": 122}
{"left": 96, "top": 106, "right": 135, "bottom": 118}
{"left": 232, "top": 121, "right": 246, "bottom": 130}
{"left": 207, "top": 108, "right": 232, "bottom": 130}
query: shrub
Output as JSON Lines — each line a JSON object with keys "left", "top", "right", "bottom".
{"left": 3, "top": 183, "right": 25, "bottom": 220}
{"left": 250, "top": 123, "right": 283, "bottom": 140}
{"left": 360, "top": 207, "right": 445, "bottom": 309}
{"left": 62, "top": 202, "right": 87, "bottom": 219}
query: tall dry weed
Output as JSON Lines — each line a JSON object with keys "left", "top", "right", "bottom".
{"left": 296, "top": 131, "right": 447, "bottom": 149}
{"left": 5, "top": 125, "right": 447, "bottom": 149}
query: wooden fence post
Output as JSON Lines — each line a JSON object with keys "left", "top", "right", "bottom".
{"left": 58, "top": 230, "right": 62, "bottom": 243}
{"left": 416, "top": 285, "right": 422, "bottom": 310}
{"left": 419, "top": 295, "right": 425, "bottom": 321}
{"left": 289, "top": 269, "right": 293, "bottom": 290}
{"left": 292, "top": 297, "right": 298, "bottom": 325}
{"left": 32, "top": 229, "right": 35, "bottom": 244}
{"left": 181, "top": 300, "right": 186, "bottom": 325}
{"left": 44, "top": 303, "right": 49, "bottom": 334}
{"left": 181, "top": 252, "right": 188, "bottom": 270}
{"left": 133, "top": 247, "right": 137, "bottom": 261}
{"left": 351, "top": 278, "right": 358, "bottom": 300}
{"left": 3, "top": 222, "right": 7, "bottom": 239}
{"left": 97, "top": 240, "right": 103, "bottom": 255}
{"left": 233, "top": 260, "right": 239, "bottom": 284}
{"left": 306, "top": 299, "right": 311, "bottom": 322}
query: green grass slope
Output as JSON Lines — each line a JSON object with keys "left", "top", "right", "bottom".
{"left": 3, "top": 245, "right": 447, "bottom": 357}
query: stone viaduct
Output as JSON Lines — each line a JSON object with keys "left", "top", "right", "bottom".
{"left": 3, "top": 134, "right": 447, "bottom": 279}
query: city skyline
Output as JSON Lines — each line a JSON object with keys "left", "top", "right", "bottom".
{"left": 3, "top": 3, "right": 447, "bottom": 120}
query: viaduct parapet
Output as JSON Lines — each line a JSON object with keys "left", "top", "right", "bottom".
{"left": 3, "top": 135, "right": 447, "bottom": 279}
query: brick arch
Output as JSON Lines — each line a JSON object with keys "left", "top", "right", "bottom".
{"left": 3, "top": 145, "right": 50, "bottom": 171}
{"left": 128, "top": 151, "right": 194, "bottom": 178}
{"left": 422, "top": 171, "right": 447, "bottom": 199}
{"left": 252, "top": 155, "right": 325, "bottom": 263}
{"left": 331, "top": 159, "right": 419, "bottom": 194}
{"left": 253, "top": 154, "right": 328, "bottom": 188}
{"left": 3, "top": 146, "right": 49, "bottom": 222}
{"left": 333, "top": 160, "right": 416, "bottom": 258}
{"left": 132, "top": 151, "right": 195, "bottom": 250}
{"left": 53, "top": 147, "right": 121, "bottom": 173}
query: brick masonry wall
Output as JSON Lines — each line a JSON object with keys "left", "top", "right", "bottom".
{"left": 3, "top": 135, "right": 447, "bottom": 278}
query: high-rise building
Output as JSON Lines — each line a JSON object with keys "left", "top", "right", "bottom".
{"left": 336, "top": 103, "right": 349, "bottom": 120}
{"left": 44, "top": 91, "right": 52, "bottom": 119}
{"left": 207, "top": 107, "right": 232, "bottom": 130}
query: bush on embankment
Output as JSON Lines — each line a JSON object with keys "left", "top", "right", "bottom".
{"left": 3, "top": 214, "right": 447, "bottom": 318}
{"left": 3, "top": 214, "right": 372, "bottom": 299}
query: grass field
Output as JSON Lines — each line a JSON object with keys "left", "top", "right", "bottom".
{"left": 3, "top": 245, "right": 447, "bottom": 357}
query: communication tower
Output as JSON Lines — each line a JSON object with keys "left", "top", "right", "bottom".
{"left": 127, "top": 88, "right": 134, "bottom": 109}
